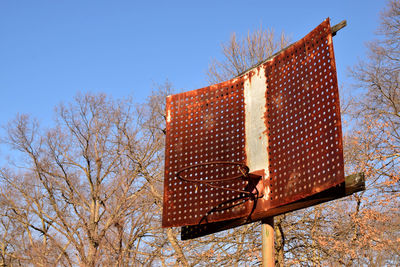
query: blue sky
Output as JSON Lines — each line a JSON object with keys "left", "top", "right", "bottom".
{"left": 0, "top": 0, "right": 387, "bottom": 159}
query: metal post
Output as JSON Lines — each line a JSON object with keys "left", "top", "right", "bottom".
{"left": 262, "top": 217, "right": 274, "bottom": 267}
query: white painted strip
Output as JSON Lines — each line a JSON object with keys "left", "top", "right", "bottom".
{"left": 243, "top": 66, "right": 269, "bottom": 176}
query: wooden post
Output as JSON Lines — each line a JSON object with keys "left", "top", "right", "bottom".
{"left": 262, "top": 217, "right": 274, "bottom": 267}
{"left": 331, "top": 20, "right": 347, "bottom": 36}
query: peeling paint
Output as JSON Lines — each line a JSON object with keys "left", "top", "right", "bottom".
{"left": 244, "top": 64, "right": 269, "bottom": 174}
{"left": 166, "top": 109, "right": 171, "bottom": 123}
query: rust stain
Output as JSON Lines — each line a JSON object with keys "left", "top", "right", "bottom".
{"left": 247, "top": 70, "right": 254, "bottom": 84}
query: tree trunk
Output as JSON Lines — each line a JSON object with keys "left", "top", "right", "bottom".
{"left": 167, "top": 228, "right": 189, "bottom": 267}
{"left": 274, "top": 215, "right": 285, "bottom": 267}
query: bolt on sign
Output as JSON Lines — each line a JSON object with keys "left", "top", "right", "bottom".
{"left": 163, "top": 18, "right": 346, "bottom": 239}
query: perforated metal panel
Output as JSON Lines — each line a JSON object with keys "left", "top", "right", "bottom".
{"left": 163, "top": 78, "right": 256, "bottom": 227}
{"left": 162, "top": 18, "right": 345, "bottom": 230}
{"left": 266, "top": 19, "right": 344, "bottom": 207}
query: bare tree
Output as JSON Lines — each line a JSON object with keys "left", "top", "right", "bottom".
{"left": 334, "top": 0, "right": 400, "bottom": 264}
{"left": 207, "top": 25, "right": 290, "bottom": 84}
{"left": 0, "top": 93, "right": 163, "bottom": 266}
{"left": 287, "top": 0, "right": 400, "bottom": 264}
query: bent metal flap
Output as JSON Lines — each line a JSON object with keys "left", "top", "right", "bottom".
{"left": 162, "top": 19, "right": 344, "bottom": 230}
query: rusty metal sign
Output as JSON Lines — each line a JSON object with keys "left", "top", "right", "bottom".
{"left": 163, "top": 78, "right": 252, "bottom": 227}
{"left": 162, "top": 18, "right": 344, "bottom": 232}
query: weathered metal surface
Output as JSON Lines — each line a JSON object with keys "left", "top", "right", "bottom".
{"left": 163, "top": 18, "right": 345, "bottom": 230}
{"left": 265, "top": 19, "right": 344, "bottom": 208}
{"left": 163, "top": 78, "right": 254, "bottom": 227}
